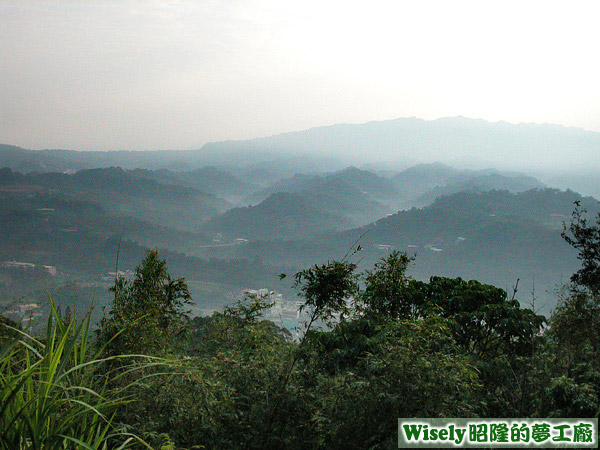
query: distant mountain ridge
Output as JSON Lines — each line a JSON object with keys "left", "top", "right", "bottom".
{"left": 4, "top": 116, "right": 600, "bottom": 174}
{"left": 200, "top": 116, "right": 600, "bottom": 171}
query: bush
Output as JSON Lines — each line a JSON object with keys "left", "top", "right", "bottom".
{"left": 0, "top": 301, "right": 146, "bottom": 450}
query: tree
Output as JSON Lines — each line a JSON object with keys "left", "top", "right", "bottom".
{"left": 96, "top": 250, "right": 192, "bottom": 356}
{"left": 562, "top": 201, "right": 600, "bottom": 294}
{"left": 358, "top": 252, "right": 547, "bottom": 416}
{"left": 257, "top": 261, "right": 359, "bottom": 450}
{"left": 555, "top": 203, "right": 600, "bottom": 368}
{"left": 360, "top": 253, "right": 544, "bottom": 358}
{"left": 294, "top": 260, "right": 359, "bottom": 326}
{"left": 301, "top": 317, "right": 479, "bottom": 450}
{"left": 93, "top": 251, "right": 193, "bottom": 447}
{"left": 360, "top": 251, "right": 415, "bottom": 319}
{"left": 408, "top": 277, "right": 544, "bottom": 358}
{"left": 543, "top": 288, "right": 600, "bottom": 417}
{"left": 150, "top": 294, "right": 293, "bottom": 449}
{"left": 540, "top": 203, "right": 600, "bottom": 417}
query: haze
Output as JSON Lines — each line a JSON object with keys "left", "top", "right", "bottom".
{"left": 1, "top": 0, "right": 600, "bottom": 155}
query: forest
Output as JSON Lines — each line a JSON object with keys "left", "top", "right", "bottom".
{"left": 1, "top": 202, "right": 598, "bottom": 449}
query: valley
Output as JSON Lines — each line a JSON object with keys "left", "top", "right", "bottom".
{"left": 3, "top": 118, "right": 598, "bottom": 322}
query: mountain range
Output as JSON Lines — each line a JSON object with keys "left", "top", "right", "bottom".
{"left": 3, "top": 116, "right": 600, "bottom": 193}
{"left": 2, "top": 115, "right": 599, "bottom": 317}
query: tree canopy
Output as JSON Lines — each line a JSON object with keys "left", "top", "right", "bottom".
{"left": 96, "top": 249, "right": 192, "bottom": 357}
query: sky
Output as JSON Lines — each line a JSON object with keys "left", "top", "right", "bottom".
{"left": 1, "top": 0, "right": 600, "bottom": 151}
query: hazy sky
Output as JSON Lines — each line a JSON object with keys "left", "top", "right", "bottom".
{"left": 1, "top": 0, "right": 600, "bottom": 151}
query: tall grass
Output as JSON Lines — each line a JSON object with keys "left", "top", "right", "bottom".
{"left": 0, "top": 300, "right": 147, "bottom": 450}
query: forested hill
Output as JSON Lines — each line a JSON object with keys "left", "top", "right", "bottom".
{"left": 201, "top": 192, "right": 352, "bottom": 240}
{"left": 129, "top": 166, "right": 258, "bottom": 203}
{"left": 240, "top": 188, "right": 597, "bottom": 313}
{"left": 0, "top": 182, "right": 285, "bottom": 319}
{"left": 240, "top": 164, "right": 544, "bottom": 231}
{"left": 244, "top": 168, "right": 394, "bottom": 228}
{"left": 249, "top": 166, "right": 398, "bottom": 204}
{"left": 414, "top": 172, "right": 545, "bottom": 206}
{"left": 382, "top": 188, "right": 590, "bottom": 229}
{"left": 0, "top": 167, "right": 229, "bottom": 231}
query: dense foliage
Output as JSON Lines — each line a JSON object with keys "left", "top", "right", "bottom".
{"left": 96, "top": 250, "right": 192, "bottom": 357}
{"left": 0, "top": 302, "right": 149, "bottom": 449}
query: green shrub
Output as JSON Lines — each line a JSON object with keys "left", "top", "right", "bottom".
{"left": 0, "top": 300, "right": 147, "bottom": 450}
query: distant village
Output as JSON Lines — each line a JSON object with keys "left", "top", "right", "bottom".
{"left": 373, "top": 236, "right": 467, "bottom": 254}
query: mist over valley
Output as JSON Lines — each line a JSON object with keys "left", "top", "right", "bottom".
{"left": 2, "top": 116, "right": 597, "bottom": 319}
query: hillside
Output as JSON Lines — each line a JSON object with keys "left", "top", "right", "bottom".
{"left": 389, "top": 163, "right": 546, "bottom": 208}
{"left": 0, "top": 167, "right": 228, "bottom": 232}
{"left": 247, "top": 167, "right": 394, "bottom": 225}
{"left": 390, "top": 162, "right": 458, "bottom": 197}
{"left": 0, "top": 183, "right": 214, "bottom": 269}
{"left": 130, "top": 167, "right": 259, "bottom": 204}
{"left": 328, "top": 166, "right": 399, "bottom": 199}
{"left": 0, "top": 144, "right": 75, "bottom": 173}
{"left": 415, "top": 172, "right": 546, "bottom": 206}
{"left": 237, "top": 188, "right": 597, "bottom": 314}
{"left": 0, "top": 182, "right": 290, "bottom": 315}
{"left": 202, "top": 192, "right": 352, "bottom": 240}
